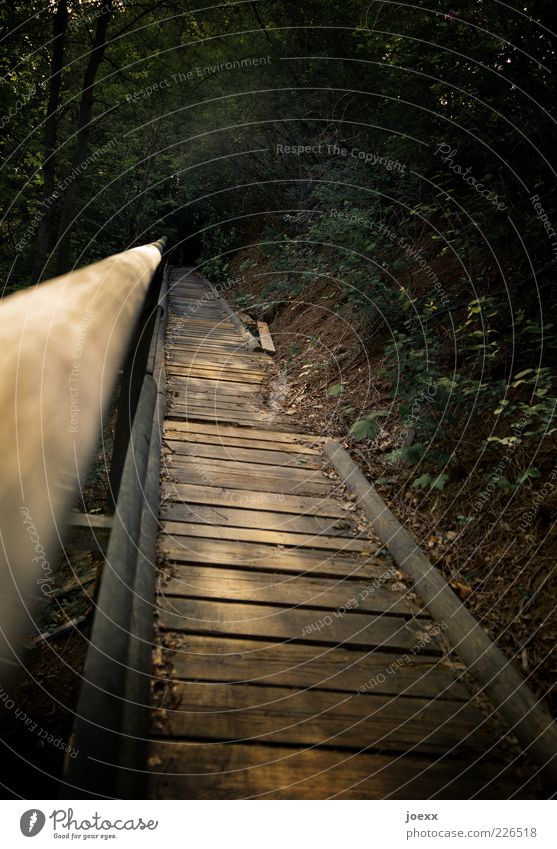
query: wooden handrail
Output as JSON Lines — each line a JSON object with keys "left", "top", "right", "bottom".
{"left": 0, "top": 239, "right": 165, "bottom": 673}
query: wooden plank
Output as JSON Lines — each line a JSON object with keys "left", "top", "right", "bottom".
{"left": 168, "top": 378, "right": 262, "bottom": 393}
{"left": 166, "top": 327, "right": 242, "bottom": 338}
{"left": 257, "top": 320, "right": 276, "bottom": 355}
{"left": 166, "top": 331, "right": 242, "bottom": 344}
{"left": 160, "top": 565, "right": 419, "bottom": 616}
{"left": 161, "top": 521, "right": 373, "bottom": 552}
{"left": 166, "top": 378, "right": 261, "bottom": 395}
{"left": 168, "top": 404, "right": 272, "bottom": 419}
{"left": 167, "top": 393, "right": 264, "bottom": 410}
{"left": 166, "top": 356, "right": 258, "bottom": 369}
{"left": 166, "top": 332, "right": 247, "bottom": 344}
{"left": 168, "top": 354, "right": 264, "bottom": 370}
{"left": 166, "top": 411, "right": 293, "bottom": 428}
{"left": 65, "top": 511, "right": 113, "bottom": 553}
{"left": 168, "top": 397, "right": 265, "bottom": 413}
{"left": 167, "top": 359, "right": 266, "bottom": 378}
{"left": 163, "top": 454, "right": 328, "bottom": 481}
{"left": 157, "top": 634, "right": 465, "bottom": 698}
{"left": 163, "top": 419, "right": 324, "bottom": 445}
{"left": 152, "top": 682, "right": 487, "bottom": 754}
{"left": 157, "top": 598, "right": 437, "bottom": 652}
{"left": 160, "top": 483, "right": 347, "bottom": 517}
{"left": 166, "top": 409, "right": 286, "bottom": 426}
{"left": 168, "top": 321, "right": 235, "bottom": 329}
{"left": 167, "top": 356, "right": 266, "bottom": 375}
{"left": 165, "top": 340, "right": 245, "bottom": 350}
{"left": 166, "top": 338, "right": 250, "bottom": 351}
{"left": 168, "top": 338, "right": 263, "bottom": 354}
{"left": 168, "top": 404, "right": 270, "bottom": 418}
{"left": 162, "top": 440, "right": 322, "bottom": 469}
{"left": 166, "top": 324, "right": 240, "bottom": 333}
{"left": 165, "top": 467, "right": 334, "bottom": 497}
{"left": 147, "top": 741, "right": 512, "bottom": 799}
{"left": 160, "top": 503, "right": 363, "bottom": 539}
{"left": 170, "top": 313, "right": 224, "bottom": 321}
{"left": 168, "top": 319, "right": 236, "bottom": 328}
{"left": 166, "top": 367, "right": 264, "bottom": 384}
{"left": 158, "top": 537, "right": 387, "bottom": 579}
{"left": 162, "top": 430, "right": 321, "bottom": 453}
{"left": 167, "top": 388, "right": 261, "bottom": 404}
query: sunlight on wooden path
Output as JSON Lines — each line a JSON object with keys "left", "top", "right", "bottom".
{"left": 147, "top": 268, "right": 514, "bottom": 799}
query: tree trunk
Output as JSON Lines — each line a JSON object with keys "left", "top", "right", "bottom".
{"left": 32, "top": 0, "right": 68, "bottom": 282}
{"left": 54, "top": 0, "right": 113, "bottom": 276}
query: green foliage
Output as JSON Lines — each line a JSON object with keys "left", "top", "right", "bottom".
{"left": 198, "top": 224, "right": 237, "bottom": 284}
{"left": 0, "top": 0, "right": 555, "bottom": 483}
{"left": 412, "top": 473, "right": 449, "bottom": 491}
{"left": 327, "top": 383, "right": 344, "bottom": 397}
{"left": 349, "top": 410, "right": 390, "bottom": 441}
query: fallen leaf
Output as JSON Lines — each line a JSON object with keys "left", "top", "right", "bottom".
{"left": 449, "top": 580, "right": 473, "bottom": 601}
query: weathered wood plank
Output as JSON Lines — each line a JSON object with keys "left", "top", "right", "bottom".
{"left": 162, "top": 440, "right": 322, "bottom": 468}
{"left": 167, "top": 409, "right": 296, "bottom": 433}
{"left": 157, "top": 634, "right": 464, "bottom": 698}
{"left": 166, "top": 409, "right": 291, "bottom": 428}
{"left": 160, "top": 483, "right": 347, "bottom": 517}
{"left": 160, "top": 502, "right": 363, "bottom": 539}
{"left": 147, "top": 741, "right": 512, "bottom": 799}
{"left": 152, "top": 681, "right": 486, "bottom": 754}
{"left": 167, "top": 389, "right": 261, "bottom": 404}
{"left": 160, "top": 520, "right": 373, "bottom": 552}
{"left": 166, "top": 378, "right": 261, "bottom": 395}
{"left": 166, "top": 367, "right": 264, "bottom": 384}
{"left": 163, "top": 454, "right": 328, "bottom": 481}
{"left": 163, "top": 419, "right": 324, "bottom": 445}
{"left": 163, "top": 431, "right": 321, "bottom": 455}
{"left": 168, "top": 397, "right": 265, "bottom": 413}
{"left": 257, "top": 321, "right": 276, "bottom": 355}
{"left": 160, "top": 565, "right": 419, "bottom": 615}
{"left": 167, "top": 353, "right": 265, "bottom": 371}
{"left": 157, "top": 598, "right": 437, "bottom": 652}
{"left": 168, "top": 338, "right": 262, "bottom": 354}
{"left": 164, "top": 466, "right": 336, "bottom": 496}
{"left": 159, "top": 537, "right": 387, "bottom": 579}
{"left": 65, "top": 511, "right": 113, "bottom": 553}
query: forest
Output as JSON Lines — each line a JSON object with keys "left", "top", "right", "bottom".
{"left": 0, "top": 0, "right": 556, "bottom": 803}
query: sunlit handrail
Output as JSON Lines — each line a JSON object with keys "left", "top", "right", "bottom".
{"left": 0, "top": 238, "right": 166, "bottom": 673}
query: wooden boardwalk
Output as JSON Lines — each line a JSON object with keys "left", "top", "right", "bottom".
{"left": 148, "top": 268, "right": 515, "bottom": 799}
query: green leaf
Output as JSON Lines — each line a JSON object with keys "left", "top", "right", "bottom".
{"left": 327, "top": 383, "right": 344, "bottom": 397}
{"left": 412, "top": 474, "right": 433, "bottom": 490}
{"left": 412, "top": 472, "right": 449, "bottom": 490}
{"left": 516, "top": 468, "right": 542, "bottom": 485}
{"left": 431, "top": 473, "right": 449, "bottom": 490}
{"left": 349, "top": 416, "right": 379, "bottom": 441}
{"left": 513, "top": 369, "right": 534, "bottom": 379}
